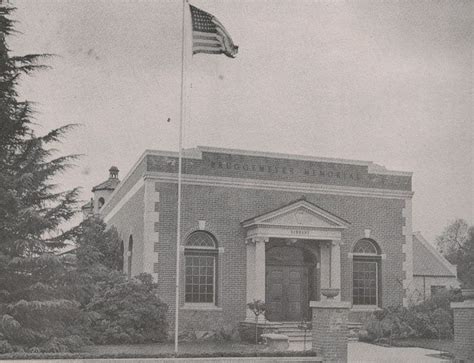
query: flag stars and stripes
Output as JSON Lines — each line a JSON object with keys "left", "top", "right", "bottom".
{"left": 190, "top": 4, "right": 238, "bottom": 58}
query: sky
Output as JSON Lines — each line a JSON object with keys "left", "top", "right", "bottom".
{"left": 9, "top": 0, "right": 473, "bottom": 243}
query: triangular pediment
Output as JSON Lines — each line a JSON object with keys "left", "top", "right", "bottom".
{"left": 241, "top": 199, "right": 350, "bottom": 230}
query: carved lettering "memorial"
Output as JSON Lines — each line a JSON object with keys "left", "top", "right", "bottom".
{"left": 209, "top": 161, "right": 361, "bottom": 181}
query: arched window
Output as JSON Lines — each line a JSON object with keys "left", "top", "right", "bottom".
{"left": 128, "top": 236, "right": 133, "bottom": 279}
{"left": 353, "top": 239, "right": 378, "bottom": 255}
{"left": 352, "top": 239, "right": 381, "bottom": 306}
{"left": 98, "top": 197, "right": 105, "bottom": 209}
{"left": 184, "top": 231, "right": 218, "bottom": 304}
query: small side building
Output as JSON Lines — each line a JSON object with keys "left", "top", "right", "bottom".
{"left": 411, "top": 231, "right": 460, "bottom": 302}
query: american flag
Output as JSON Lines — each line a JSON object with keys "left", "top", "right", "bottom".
{"left": 190, "top": 5, "right": 238, "bottom": 58}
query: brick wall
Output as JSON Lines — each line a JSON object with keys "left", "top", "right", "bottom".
{"left": 451, "top": 301, "right": 474, "bottom": 361}
{"left": 311, "top": 302, "right": 350, "bottom": 362}
{"left": 107, "top": 186, "right": 145, "bottom": 277}
{"left": 155, "top": 181, "right": 406, "bottom": 332}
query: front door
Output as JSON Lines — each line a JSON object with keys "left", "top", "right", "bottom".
{"left": 266, "top": 264, "right": 309, "bottom": 321}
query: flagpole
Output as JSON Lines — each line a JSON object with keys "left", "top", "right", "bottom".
{"left": 174, "top": 0, "right": 188, "bottom": 355}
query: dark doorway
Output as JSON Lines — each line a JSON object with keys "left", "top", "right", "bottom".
{"left": 265, "top": 241, "right": 318, "bottom": 321}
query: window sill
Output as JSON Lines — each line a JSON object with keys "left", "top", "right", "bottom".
{"left": 181, "top": 304, "right": 223, "bottom": 311}
{"left": 351, "top": 305, "right": 381, "bottom": 312}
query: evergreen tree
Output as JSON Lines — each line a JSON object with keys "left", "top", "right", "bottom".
{"left": 0, "top": 5, "right": 84, "bottom": 352}
{"left": 73, "top": 217, "right": 123, "bottom": 272}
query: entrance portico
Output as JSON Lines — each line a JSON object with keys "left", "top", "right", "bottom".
{"left": 242, "top": 198, "right": 349, "bottom": 322}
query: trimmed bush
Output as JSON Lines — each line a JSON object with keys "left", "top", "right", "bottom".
{"left": 363, "top": 289, "right": 462, "bottom": 342}
{"left": 86, "top": 273, "right": 168, "bottom": 344}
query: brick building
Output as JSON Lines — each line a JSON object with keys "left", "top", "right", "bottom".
{"left": 83, "top": 146, "right": 458, "bottom": 332}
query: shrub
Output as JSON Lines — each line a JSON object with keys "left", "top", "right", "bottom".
{"left": 363, "top": 289, "right": 462, "bottom": 342}
{"left": 0, "top": 340, "right": 14, "bottom": 354}
{"left": 86, "top": 273, "right": 168, "bottom": 344}
{"left": 0, "top": 254, "right": 90, "bottom": 353}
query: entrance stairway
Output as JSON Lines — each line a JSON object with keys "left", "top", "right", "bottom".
{"left": 272, "top": 321, "right": 363, "bottom": 344}
{"left": 348, "top": 321, "right": 363, "bottom": 341}
{"left": 274, "top": 322, "right": 313, "bottom": 345}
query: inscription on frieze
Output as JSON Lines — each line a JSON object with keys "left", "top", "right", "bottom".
{"left": 146, "top": 151, "right": 412, "bottom": 191}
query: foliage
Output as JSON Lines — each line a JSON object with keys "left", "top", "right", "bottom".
{"left": 0, "top": 4, "right": 85, "bottom": 353}
{"left": 247, "top": 300, "right": 266, "bottom": 317}
{"left": 71, "top": 217, "right": 123, "bottom": 271}
{"left": 436, "top": 219, "right": 469, "bottom": 256}
{"left": 0, "top": 5, "right": 170, "bottom": 353}
{"left": 61, "top": 219, "right": 169, "bottom": 346}
{"left": 363, "top": 289, "right": 463, "bottom": 343}
{"left": 436, "top": 219, "right": 474, "bottom": 288}
{"left": 85, "top": 273, "right": 168, "bottom": 344}
{"left": 0, "top": 253, "right": 89, "bottom": 352}
{"left": 61, "top": 220, "right": 169, "bottom": 346}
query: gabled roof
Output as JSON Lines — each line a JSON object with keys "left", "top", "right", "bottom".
{"left": 241, "top": 197, "right": 350, "bottom": 229}
{"left": 413, "top": 232, "right": 457, "bottom": 277}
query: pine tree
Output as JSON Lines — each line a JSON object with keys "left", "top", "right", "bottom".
{"left": 0, "top": 5, "right": 85, "bottom": 352}
{"left": 73, "top": 217, "right": 123, "bottom": 272}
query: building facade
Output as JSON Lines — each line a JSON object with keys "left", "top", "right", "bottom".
{"left": 84, "top": 146, "right": 455, "bottom": 333}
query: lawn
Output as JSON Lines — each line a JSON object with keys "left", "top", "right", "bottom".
{"left": 0, "top": 341, "right": 317, "bottom": 360}
{"left": 81, "top": 341, "right": 270, "bottom": 355}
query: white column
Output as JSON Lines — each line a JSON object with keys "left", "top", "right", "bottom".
{"left": 245, "top": 238, "right": 256, "bottom": 321}
{"left": 330, "top": 241, "right": 342, "bottom": 301}
{"left": 320, "top": 242, "right": 331, "bottom": 291}
{"left": 245, "top": 236, "right": 268, "bottom": 322}
{"left": 254, "top": 237, "right": 267, "bottom": 301}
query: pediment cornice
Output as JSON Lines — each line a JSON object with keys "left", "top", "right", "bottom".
{"left": 241, "top": 199, "right": 350, "bottom": 230}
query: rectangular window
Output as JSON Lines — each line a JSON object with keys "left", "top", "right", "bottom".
{"left": 353, "top": 260, "right": 378, "bottom": 305}
{"left": 184, "top": 255, "right": 215, "bottom": 303}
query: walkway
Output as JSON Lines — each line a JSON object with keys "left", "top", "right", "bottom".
{"left": 348, "top": 342, "right": 451, "bottom": 362}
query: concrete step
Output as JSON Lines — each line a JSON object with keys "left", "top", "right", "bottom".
{"left": 283, "top": 331, "right": 309, "bottom": 337}
{"left": 276, "top": 327, "right": 307, "bottom": 333}
{"left": 288, "top": 336, "right": 312, "bottom": 343}
{"left": 286, "top": 334, "right": 312, "bottom": 341}
{"left": 278, "top": 324, "right": 299, "bottom": 330}
{"left": 347, "top": 321, "right": 363, "bottom": 341}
